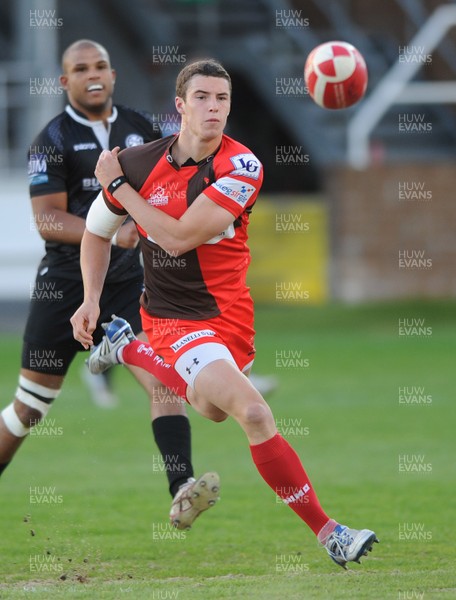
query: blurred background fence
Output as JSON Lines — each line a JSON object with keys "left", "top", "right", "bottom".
{"left": 1, "top": 0, "right": 455, "bottom": 319}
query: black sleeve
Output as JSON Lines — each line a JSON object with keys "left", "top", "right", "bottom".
{"left": 28, "top": 122, "right": 68, "bottom": 198}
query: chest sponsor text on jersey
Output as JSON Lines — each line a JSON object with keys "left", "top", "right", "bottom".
{"left": 82, "top": 177, "right": 101, "bottom": 191}
{"left": 73, "top": 143, "right": 98, "bottom": 151}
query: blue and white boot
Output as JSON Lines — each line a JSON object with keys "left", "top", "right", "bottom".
{"left": 320, "top": 521, "right": 379, "bottom": 569}
{"left": 87, "top": 314, "right": 136, "bottom": 375}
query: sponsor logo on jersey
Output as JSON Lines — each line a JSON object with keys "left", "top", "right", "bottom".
{"left": 212, "top": 177, "right": 255, "bottom": 207}
{"left": 73, "top": 142, "right": 98, "bottom": 151}
{"left": 28, "top": 154, "right": 48, "bottom": 185}
{"left": 82, "top": 177, "right": 101, "bottom": 191}
{"left": 147, "top": 186, "right": 169, "bottom": 206}
{"left": 230, "top": 153, "right": 261, "bottom": 180}
{"left": 125, "top": 133, "right": 144, "bottom": 147}
{"left": 28, "top": 154, "right": 47, "bottom": 174}
{"left": 29, "top": 174, "right": 49, "bottom": 185}
{"left": 171, "top": 330, "right": 216, "bottom": 352}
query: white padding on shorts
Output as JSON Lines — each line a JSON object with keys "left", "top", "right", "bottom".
{"left": 1, "top": 404, "right": 29, "bottom": 437}
{"left": 174, "top": 342, "right": 236, "bottom": 389}
{"left": 86, "top": 191, "right": 126, "bottom": 239}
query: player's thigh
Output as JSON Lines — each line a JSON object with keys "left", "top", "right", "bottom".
{"left": 191, "top": 360, "right": 277, "bottom": 443}
{"left": 23, "top": 275, "right": 84, "bottom": 346}
{"left": 191, "top": 358, "right": 264, "bottom": 417}
{"left": 22, "top": 276, "right": 83, "bottom": 377}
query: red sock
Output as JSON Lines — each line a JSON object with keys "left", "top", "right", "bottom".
{"left": 121, "top": 340, "right": 188, "bottom": 400}
{"left": 250, "top": 433, "right": 330, "bottom": 535}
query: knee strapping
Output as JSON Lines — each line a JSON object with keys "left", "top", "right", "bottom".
{"left": 1, "top": 404, "right": 29, "bottom": 437}
{"left": 1, "top": 375, "right": 60, "bottom": 437}
{"left": 16, "top": 375, "right": 60, "bottom": 416}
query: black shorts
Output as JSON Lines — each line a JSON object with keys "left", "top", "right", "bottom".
{"left": 22, "top": 273, "right": 144, "bottom": 376}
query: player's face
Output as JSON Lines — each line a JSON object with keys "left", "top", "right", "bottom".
{"left": 60, "top": 46, "right": 116, "bottom": 119}
{"left": 176, "top": 75, "right": 231, "bottom": 142}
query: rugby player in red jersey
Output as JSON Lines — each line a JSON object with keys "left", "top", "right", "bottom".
{"left": 71, "top": 59, "right": 378, "bottom": 567}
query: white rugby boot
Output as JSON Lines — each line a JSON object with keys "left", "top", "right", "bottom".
{"left": 319, "top": 521, "right": 379, "bottom": 569}
{"left": 87, "top": 314, "right": 136, "bottom": 375}
{"left": 170, "top": 472, "right": 220, "bottom": 530}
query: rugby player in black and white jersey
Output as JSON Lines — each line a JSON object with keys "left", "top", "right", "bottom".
{"left": 0, "top": 39, "right": 219, "bottom": 530}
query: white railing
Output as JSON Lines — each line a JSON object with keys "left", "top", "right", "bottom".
{"left": 347, "top": 4, "right": 456, "bottom": 169}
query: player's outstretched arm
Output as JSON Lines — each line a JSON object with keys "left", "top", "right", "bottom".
{"left": 70, "top": 229, "right": 111, "bottom": 349}
{"left": 71, "top": 185, "right": 128, "bottom": 347}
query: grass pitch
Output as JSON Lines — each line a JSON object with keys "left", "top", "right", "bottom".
{"left": 0, "top": 301, "right": 454, "bottom": 599}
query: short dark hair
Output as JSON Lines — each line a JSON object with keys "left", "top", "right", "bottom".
{"left": 61, "top": 39, "right": 110, "bottom": 72}
{"left": 176, "top": 59, "right": 231, "bottom": 99}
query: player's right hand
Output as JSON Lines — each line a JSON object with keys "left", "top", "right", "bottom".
{"left": 95, "top": 147, "right": 123, "bottom": 189}
{"left": 70, "top": 302, "right": 100, "bottom": 349}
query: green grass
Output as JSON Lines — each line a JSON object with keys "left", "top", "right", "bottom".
{"left": 0, "top": 300, "right": 454, "bottom": 599}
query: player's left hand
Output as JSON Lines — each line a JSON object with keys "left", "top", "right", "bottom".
{"left": 95, "top": 146, "right": 124, "bottom": 189}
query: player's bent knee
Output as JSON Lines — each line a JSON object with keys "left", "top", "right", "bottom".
{"left": 1, "top": 375, "right": 61, "bottom": 437}
{"left": 241, "top": 401, "right": 273, "bottom": 428}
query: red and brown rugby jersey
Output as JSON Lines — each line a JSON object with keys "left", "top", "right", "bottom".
{"left": 103, "top": 134, "right": 263, "bottom": 320}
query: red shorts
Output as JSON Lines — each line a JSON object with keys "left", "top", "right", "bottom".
{"left": 140, "top": 292, "right": 256, "bottom": 386}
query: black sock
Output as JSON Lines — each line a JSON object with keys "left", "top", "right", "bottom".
{"left": 152, "top": 415, "right": 194, "bottom": 498}
{"left": 0, "top": 462, "right": 10, "bottom": 476}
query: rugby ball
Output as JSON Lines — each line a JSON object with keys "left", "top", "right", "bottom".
{"left": 304, "top": 41, "right": 368, "bottom": 109}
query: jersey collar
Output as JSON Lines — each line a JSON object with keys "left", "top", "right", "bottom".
{"left": 166, "top": 134, "right": 222, "bottom": 168}
{"left": 65, "top": 104, "right": 118, "bottom": 127}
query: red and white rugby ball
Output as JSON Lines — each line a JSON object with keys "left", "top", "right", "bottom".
{"left": 304, "top": 41, "right": 368, "bottom": 109}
